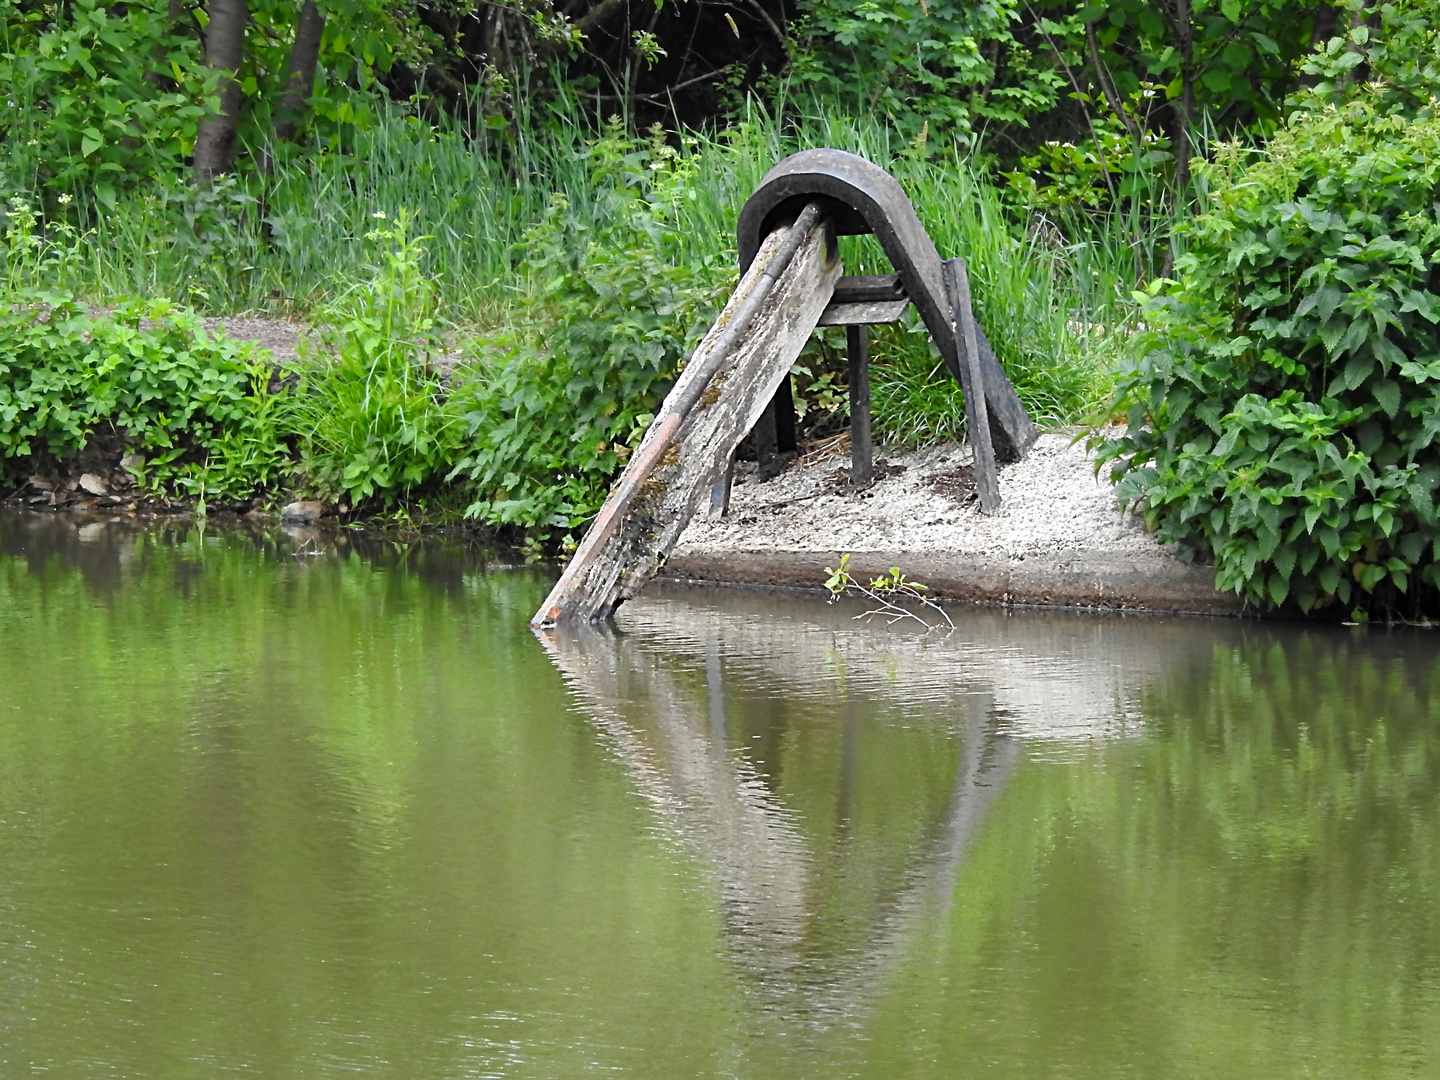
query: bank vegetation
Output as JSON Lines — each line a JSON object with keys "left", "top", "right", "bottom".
{"left": 2, "top": 0, "right": 1438, "bottom": 615}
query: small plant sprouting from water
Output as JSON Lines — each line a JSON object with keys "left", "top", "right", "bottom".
{"left": 823, "top": 553, "right": 954, "bottom": 629}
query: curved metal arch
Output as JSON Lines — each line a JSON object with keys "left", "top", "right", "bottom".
{"left": 737, "top": 149, "right": 1036, "bottom": 462}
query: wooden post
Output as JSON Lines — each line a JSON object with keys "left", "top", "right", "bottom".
{"left": 847, "top": 324, "right": 873, "bottom": 486}
{"left": 944, "top": 258, "right": 1000, "bottom": 513}
{"left": 708, "top": 457, "right": 734, "bottom": 517}
{"left": 755, "top": 399, "right": 781, "bottom": 480}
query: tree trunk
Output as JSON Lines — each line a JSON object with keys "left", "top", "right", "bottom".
{"left": 192, "top": 0, "right": 249, "bottom": 184}
{"left": 1161, "top": 0, "right": 1195, "bottom": 278}
{"left": 273, "top": 0, "right": 326, "bottom": 145}
{"left": 1171, "top": 0, "right": 1195, "bottom": 197}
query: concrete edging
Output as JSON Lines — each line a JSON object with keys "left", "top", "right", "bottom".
{"left": 661, "top": 549, "right": 1246, "bottom": 616}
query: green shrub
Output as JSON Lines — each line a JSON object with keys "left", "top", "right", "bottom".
{"left": 283, "top": 210, "right": 464, "bottom": 508}
{"left": 788, "top": 0, "right": 1063, "bottom": 142}
{"left": 0, "top": 0, "right": 214, "bottom": 206}
{"left": 1098, "top": 96, "right": 1440, "bottom": 615}
{"left": 448, "top": 123, "right": 730, "bottom": 535}
{"left": 0, "top": 294, "right": 288, "bottom": 503}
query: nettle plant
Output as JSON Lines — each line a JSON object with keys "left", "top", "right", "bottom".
{"left": 1098, "top": 94, "right": 1440, "bottom": 616}
{"left": 286, "top": 209, "right": 463, "bottom": 508}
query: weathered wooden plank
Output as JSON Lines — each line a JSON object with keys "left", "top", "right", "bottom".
{"left": 607, "top": 223, "right": 841, "bottom": 607}
{"left": 974, "top": 326, "right": 1039, "bottom": 463}
{"left": 830, "top": 274, "right": 905, "bottom": 302}
{"left": 816, "top": 298, "right": 910, "bottom": 326}
{"left": 531, "top": 214, "right": 841, "bottom": 626}
{"left": 739, "top": 150, "right": 1038, "bottom": 466}
{"left": 945, "top": 257, "right": 1000, "bottom": 513}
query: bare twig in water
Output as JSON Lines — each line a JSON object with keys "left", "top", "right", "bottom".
{"left": 823, "top": 553, "right": 954, "bottom": 629}
{"left": 291, "top": 537, "right": 330, "bottom": 558}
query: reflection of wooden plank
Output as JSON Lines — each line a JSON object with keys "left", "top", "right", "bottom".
{"left": 535, "top": 601, "right": 1020, "bottom": 1022}
{"left": 537, "top": 626, "right": 813, "bottom": 974}
{"left": 817, "top": 298, "right": 910, "bottom": 326}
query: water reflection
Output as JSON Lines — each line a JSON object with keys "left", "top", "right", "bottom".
{"left": 4, "top": 513, "right": 1440, "bottom": 1079}
{"left": 536, "top": 584, "right": 1201, "bottom": 1030}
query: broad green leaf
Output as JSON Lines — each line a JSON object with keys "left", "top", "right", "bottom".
{"left": 1268, "top": 571, "right": 1290, "bottom": 606}
{"left": 1373, "top": 379, "right": 1400, "bottom": 418}
{"left": 1202, "top": 67, "right": 1232, "bottom": 94}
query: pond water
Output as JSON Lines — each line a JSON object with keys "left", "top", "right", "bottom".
{"left": 1, "top": 512, "right": 1438, "bottom": 1079}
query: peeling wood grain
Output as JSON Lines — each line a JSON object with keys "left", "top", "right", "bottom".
{"left": 533, "top": 218, "right": 841, "bottom": 625}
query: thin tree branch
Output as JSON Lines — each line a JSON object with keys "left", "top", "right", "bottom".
{"left": 674, "top": 0, "right": 706, "bottom": 86}
{"left": 1022, "top": 1, "right": 1119, "bottom": 208}
{"left": 739, "top": 0, "right": 787, "bottom": 58}
{"left": 1086, "top": 20, "right": 1142, "bottom": 142}
{"left": 574, "top": 0, "right": 628, "bottom": 37}
{"left": 629, "top": 64, "right": 732, "bottom": 102}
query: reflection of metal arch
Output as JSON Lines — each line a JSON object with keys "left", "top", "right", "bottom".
{"left": 738, "top": 149, "right": 1037, "bottom": 464}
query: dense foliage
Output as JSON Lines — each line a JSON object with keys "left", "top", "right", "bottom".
{"left": 6, "top": 0, "right": 1440, "bottom": 598}
{"left": 449, "top": 125, "right": 729, "bottom": 530}
{"left": 790, "top": 0, "right": 1066, "bottom": 143}
{"left": 2, "top": 0, "right": 1355, "bottom": 208}
{"left": 285, "top": 209, "right": 463, "bottom": 507}
{"left": 0, "top": 106, "right": 1123, "bottom": 537}
{"left": 0, "top": 0, "right": 215, "bottom": 205}
{"left": 0, "top": 293, "right": 287, "bottom": 503}
{"left": 1098, "top": 94, "right": 1440, "bottom": 616}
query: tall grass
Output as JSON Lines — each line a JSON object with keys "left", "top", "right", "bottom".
{"left": 5, "top": 92, "right": 1153, "bottom": 536}
{"left": 52, "top": 95, "right": 1137, "bottom": 430}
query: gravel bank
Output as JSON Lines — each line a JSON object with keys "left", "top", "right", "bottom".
{"left": 679, "top": 432, "right": 1159, "bottom": 556}
{"left": 670, "top": 433, "right": 1242, "bottom": 615}
{"left": 214, "top": 316, "right": 463, "bottom": 373}
{"left": 203, "top": 317, "right": 309, "bottom": 363}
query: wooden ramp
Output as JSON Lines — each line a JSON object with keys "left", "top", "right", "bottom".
{"left": 531, "top": 205, "right": 840, "bottom": 627}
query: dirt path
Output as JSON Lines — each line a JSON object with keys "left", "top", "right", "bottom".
{"left": 202, "top": 317, "right": 309, "bottom": 363}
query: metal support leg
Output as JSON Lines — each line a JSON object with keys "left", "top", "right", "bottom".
{"left": 774, "top": 373, "right": 798, "bottom": 454}
{"left": 847, "top": 324, "right": 873, "bottom": 486}
{"left": 756, "top": 399, "right": 781, "bottom": 480}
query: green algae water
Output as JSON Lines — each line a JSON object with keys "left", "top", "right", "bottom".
{"left": 2, "top": 512, "right": 1438, "bottom": 1079}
